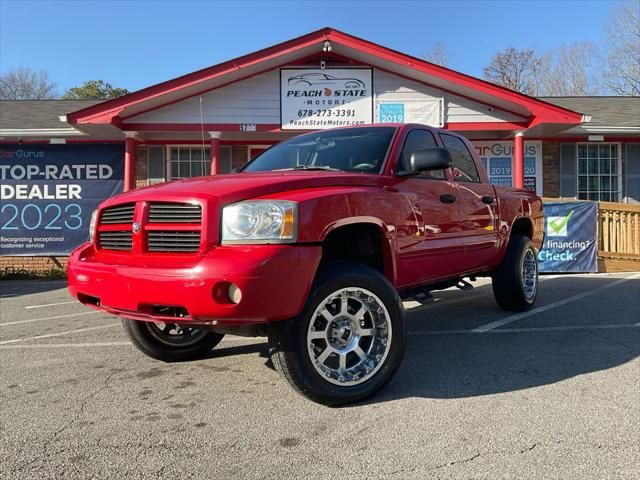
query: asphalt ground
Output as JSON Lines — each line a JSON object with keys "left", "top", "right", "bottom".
{"left": 1, "top": 272, "right": 639, "bottom": 480}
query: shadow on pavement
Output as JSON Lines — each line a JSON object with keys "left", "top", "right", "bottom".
{"left": 0, "top": 279, "right": 69, "bottom": 298}
{"left": 370, "top": 275, "right": 639, "bottom": 404}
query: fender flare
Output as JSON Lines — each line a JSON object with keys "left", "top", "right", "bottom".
{"left": 319, "top": 216, "right": 398, "bottom": 285}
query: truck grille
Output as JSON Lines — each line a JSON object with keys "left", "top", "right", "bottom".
{"left": 100, "top": 203, "right": 135, "bottom": 224}
{"left": 98, "top": 231, "right": 133, "bottom": 250}
{"left": 147, "top": 231, "right": 201, "bottom": 252}
{"left": 148, "top": 203, "right": 202, "bottom": 223}
{"left": 96, "top": 202, "right": 203, "bottom": 254}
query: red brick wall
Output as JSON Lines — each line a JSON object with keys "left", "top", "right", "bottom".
{"left": 0, "top": 256, "right": 68, "bottom": 276}
{"left": 542, "top": 142, "right": 560, "bottom": 198}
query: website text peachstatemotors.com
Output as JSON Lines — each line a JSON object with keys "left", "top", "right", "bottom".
{"left": 287, "top": 119, "right": 367, "bottom": 127}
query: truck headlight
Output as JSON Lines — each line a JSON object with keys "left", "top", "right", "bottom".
{"left": 222, "top": 201, "right": 296, "bottom": 243}
{"left": 88, "top": 209, "right": 98, "bottom": 243}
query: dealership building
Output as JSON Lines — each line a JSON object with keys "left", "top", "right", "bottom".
{"left": 1, "top": 28, "right": 639, "bottom": 273}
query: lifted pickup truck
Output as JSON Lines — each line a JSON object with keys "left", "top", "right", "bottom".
{"left": 68, "top": 124, "right": 543, "bottom": 405}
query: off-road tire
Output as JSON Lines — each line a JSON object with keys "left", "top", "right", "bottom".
{"left": 268, "top": 262, "right": 406, "bottom": 406}
{"left": 122, "top": 319, "right": 224, "bottom": 362}
{"left": 492, "top": 235, "right": 539, "bottom": 312}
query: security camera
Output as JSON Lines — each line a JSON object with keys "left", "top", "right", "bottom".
{"left": 320, "top": 60, "right": 326, "bottom": 70}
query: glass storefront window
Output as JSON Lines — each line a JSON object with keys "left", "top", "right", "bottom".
{"left": 577, "top": 143, "right": 621, "bottom": 202}
{"left": 169, "top": 146, "right": 210, "bottom": 180}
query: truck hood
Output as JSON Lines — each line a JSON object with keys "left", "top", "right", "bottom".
{"left": 102, "top": 171, "right": 387, "bottom": 207}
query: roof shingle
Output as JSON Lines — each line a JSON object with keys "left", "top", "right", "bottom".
{"left": 0, "top": 99, "right": 102, "bottom": 130}
{"left": 538, "top": 96, "right": 640, "bottom": 127}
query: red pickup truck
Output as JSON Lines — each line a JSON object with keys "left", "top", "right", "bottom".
{"left": 68, "top": 124, "right": 543, "bottom": 405}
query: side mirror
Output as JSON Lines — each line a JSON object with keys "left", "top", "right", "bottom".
{"left": 399, "top": 148, "right": 452, "bottom": 176}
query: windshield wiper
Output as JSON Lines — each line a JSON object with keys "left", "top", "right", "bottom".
{"left": 274, "top": 165, "right": 343, "bottom": 172}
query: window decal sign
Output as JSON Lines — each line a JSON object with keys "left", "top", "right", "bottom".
{"left": 0, "top": 144, "right": 124, "bottom": 255}
{"left": 538, "top": 201, "right": 597, "bottom": 273}
{"left": 379, "top": 103, "right": 405, "bottom": 123}
{"left": 474, "top": 140, "right": 542, "bottom": 195}
{"left": 377, "top": 100, "right": 443, "bottom": 127}
{"left": 280, "top": 68, "right": 373, "bottom": 130}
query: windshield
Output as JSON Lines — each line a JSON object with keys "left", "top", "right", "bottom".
{"left": 242, "top": 127, "right": 396, "bottom": 173}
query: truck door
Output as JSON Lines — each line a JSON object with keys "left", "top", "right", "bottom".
{"left": 392, "top": 129, "right": 464, "bottom": 286}
{"left": 438, "top": 133, "right": 499, "bottom": 272}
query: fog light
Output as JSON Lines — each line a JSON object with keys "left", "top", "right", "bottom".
{"left": 228, "top": 283, "right": 242, "bottom": 304}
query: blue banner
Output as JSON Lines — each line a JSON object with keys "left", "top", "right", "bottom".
{"left": 0, "top": 144, "right": 124, "bottom": 255}
{"left": 379, "top": 103, "right": 405, "bottom": 123}
{"left": 538, "top": 201, "right": 598, "bottom": 273}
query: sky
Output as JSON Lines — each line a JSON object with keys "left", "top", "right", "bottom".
{"left": 0, "top": 0, "right": 618, "bottom": 95}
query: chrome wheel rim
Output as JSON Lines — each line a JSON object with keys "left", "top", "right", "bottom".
{"left": 145, "top": 322, "right": 207, "bottom": 347}
{"left": 307, "top": 287, "right": 392, "bottom": 386}
{"left": 522, "top": 248, "right": 538, "bottom": 300}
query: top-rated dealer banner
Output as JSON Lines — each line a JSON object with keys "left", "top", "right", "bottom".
{"left": 0, "top": 144, "right": 124, "bottom": 255}
{"left": 281, "top": 68, "right": 373, "bottom": 130}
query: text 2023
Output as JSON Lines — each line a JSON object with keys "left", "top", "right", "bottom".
{"left": 1, "top": 203, "right": 83, "bottom": 230}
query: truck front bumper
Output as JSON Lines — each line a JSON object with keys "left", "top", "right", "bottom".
{"left": 67, "top": 243, "right": 321, "bottom": 326}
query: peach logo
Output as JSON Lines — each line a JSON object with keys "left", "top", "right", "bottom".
{"left": 323, "top": 88, "right": 333, "bottom": 96}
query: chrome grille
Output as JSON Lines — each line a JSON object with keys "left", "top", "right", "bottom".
{"left": 98, "top": 231, "right": 132, "bottom": 251}
{"left": 147, "top": 231, "right": 201, "bottom": 252}
{"left": 100, "top": 204, "right": 135, "bottom": 224}
{"left": 148, "top": 203, "right": 202, "bottom": 223}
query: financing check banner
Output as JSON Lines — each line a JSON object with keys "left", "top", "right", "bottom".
{"left": 538, "top": 201, "right": 598, "bottom": 273}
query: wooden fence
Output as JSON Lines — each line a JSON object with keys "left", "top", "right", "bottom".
{"left": 597, "top": 201, "right": 640, "bottom": 272}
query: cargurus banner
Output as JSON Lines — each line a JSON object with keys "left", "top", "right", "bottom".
{"left": 0, "top": 144, "right": 124, "bottom": 255}
{"left": 538, "top": 201, "right": 597, "bottom": 273}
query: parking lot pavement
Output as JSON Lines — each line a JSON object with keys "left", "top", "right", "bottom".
{"left": 1, "top": 273, "right": 639, "bottom": 480}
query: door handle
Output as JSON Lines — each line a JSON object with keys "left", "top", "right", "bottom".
{"left": 440, "top": 194, "right": 456, "bottom": 204}
{"left": 482, "top": 196, "right": 495, "bottom": 204}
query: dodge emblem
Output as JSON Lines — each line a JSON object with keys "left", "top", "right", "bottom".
{"left": 132, "top": 222, "right": 141, "bottom": 234}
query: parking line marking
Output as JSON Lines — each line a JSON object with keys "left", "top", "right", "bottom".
{"left": 0, "top": 337, "right": 264, "bottom": 350}
{"left": 0, "top": 342, "right": 131, "bottom": 349}
{"left": 0, "top": 323, "right": 119, "bottom": 345}
{"left": 409, "top": 323, "right": 640, "bottom": 335}
{"left": 25, "top": 300, "right": 78, "bottom": 309}
{"left": 0, "top": 311, "right": 101, "bottom": 327}
{"left": 471, "top": 273, "right": 640, "bottom": 333}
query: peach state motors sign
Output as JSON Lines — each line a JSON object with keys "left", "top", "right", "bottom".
{"left": 280, "top": 68, "right": 373, "bottom": 130}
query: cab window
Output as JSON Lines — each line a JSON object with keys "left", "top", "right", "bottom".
{"left": 439, "top": 133, "right": 481, "bottom": 183}
{"left": 400, "top": 129, "right": 446, "bottom": 179}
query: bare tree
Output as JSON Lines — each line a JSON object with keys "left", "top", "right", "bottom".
{"left": 425, "top": 42, "right": 449, "bottom": 67}
{"left": 483, "top": 47, "right": 543, "bottom": 95}
{"left": 603, "top": 0, "right": 640, "bottom": 95}
{"left": 0, "top": 68, "right": 57, "bottom": 100}
{"left": 537, "top": 42, "right": 601, "bottom": 96}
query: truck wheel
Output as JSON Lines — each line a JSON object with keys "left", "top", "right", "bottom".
{"left": 268, "top": 263, "right": 406, "bottom": 406}
{"left": 122, "top": 319, "right": 224, "bottom": 362}
{"left": 492, "top": 235, "right": 539, "bottom": 312}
